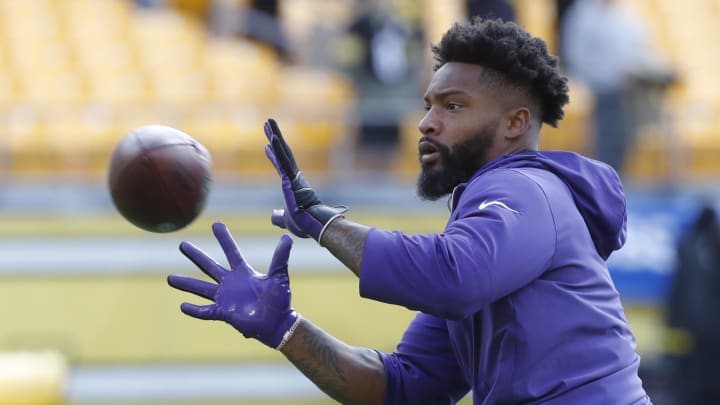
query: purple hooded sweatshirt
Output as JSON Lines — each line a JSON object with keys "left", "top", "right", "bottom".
{"left": 359, "top": 151, "right": 651, "bottom": 404}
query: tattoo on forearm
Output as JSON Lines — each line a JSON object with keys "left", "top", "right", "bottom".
{"left": 289, "top": 328, "right": 349, "bottom": 401}
{"left": 283, "top": 321, "right": 386, "bottom": 405}
{"left": 303, "top": 328, "right": 346, "bottom": 381}
{"left": 322, "top": 220, "right": 369, "bottom": 276}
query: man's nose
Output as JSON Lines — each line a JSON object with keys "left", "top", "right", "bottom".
{"left": 418, "top": 110, "right": 439, "bottom": 137}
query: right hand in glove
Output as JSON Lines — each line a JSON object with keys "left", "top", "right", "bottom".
{"left": 167, "top": 222, "right": 301, "bottom": 350}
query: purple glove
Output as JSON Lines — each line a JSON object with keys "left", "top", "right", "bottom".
{"left": 263, "top": 118, "right": 347, "bottom": 242}
{"left": 167, "top": 222, "right": 301, "bottom": 349}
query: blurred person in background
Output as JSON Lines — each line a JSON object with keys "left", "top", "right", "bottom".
{"left": 553, "top": 0, "right": 575, "bottom": 59}
{"left": 465, "top": 0, "right": 516, "bottom": 22}
{"left": 339, "top": 0, "right": 424, "bottom": 171}
{"left": 169, "top": 18, "right": 652, "bottom": 404}
{"left": 134, "top": 0, "right": 167, "bottom": 8}
{"left": 240, "top": 0, "right": 290, "bottom": 60}
{"left": 207, "top": 0, "right": 239, "bottom": 38}
{"left": 204, "top": 0, "right": 290, "bottom": 60}
{"left": 665, "top": 205, "right": 720, "bottom": 404}
{"left": 561, "top": 0, "right": 674, "bottom": 176}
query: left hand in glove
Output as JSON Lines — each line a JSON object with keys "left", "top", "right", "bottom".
{"left": 167, "top": 222, "right": 301, "bottom": 350}
{"left": 263, "top": 118, "right": 347, "bottom": 242}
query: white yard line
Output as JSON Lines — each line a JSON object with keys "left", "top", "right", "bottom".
{"left": 67, "top": 362, "right": 326, "bottom": 403}
{"left": 0, "top": 237, "right": 342, "bottom": 275}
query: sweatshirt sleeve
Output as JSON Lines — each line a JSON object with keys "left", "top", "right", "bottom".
{"left": 359, "top": 169, "right": 557, "bottom": 319}
{"left": 377, "top": 312, "right": 470, "bottom": 404}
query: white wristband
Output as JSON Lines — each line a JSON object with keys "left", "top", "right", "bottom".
{"left": 275, "top": 314, "right": 303, "bottom": 350}
{"left": 318, "top": 214, "right": 345, "bottom": 247}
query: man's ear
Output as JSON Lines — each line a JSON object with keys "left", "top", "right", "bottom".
{"left": 504, "top": 107, "right": 531, "bottom": 140}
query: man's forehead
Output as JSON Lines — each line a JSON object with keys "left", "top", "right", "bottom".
{"left": 426, "top": 62, "right": 488, "bottom": 96}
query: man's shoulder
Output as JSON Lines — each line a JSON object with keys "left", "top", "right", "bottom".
{"left": 467, "top": 166, "right": 554, "bottom": 193}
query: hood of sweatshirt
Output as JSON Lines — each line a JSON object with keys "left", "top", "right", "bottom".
{"left": 469, "top": 150, "right": 627, "bottom": 259}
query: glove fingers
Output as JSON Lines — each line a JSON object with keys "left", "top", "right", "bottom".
{"left": 265, "top": 118, "right": 298, "bottom": 175}
{"left": 264, "top": 145, "right": 282, "bottom": 176}
{"left": 180, "top": 302, "right": 218, "bottom": 320}
{"left": 179, "top": 241, "right": 226, "bottom": 283}
{"left": 271, "top": 135, "right": 298, "bottom": 178}
{"left": 280, "top": 173, "right": 300, "bottom": 208}
{"left": 167, "top": 274, "right": 218, "bottom": 300}
{"left": 263, "top": 120, "right": 274, "bottom": 142}
{"left": 212, "top": 222, "right": 250, "bottom": 273}
{"left": 268, "top": 118, "right": 299, "bottom": 168}
{"left": 268, "top": 234, "right": 293, "bottom": 277}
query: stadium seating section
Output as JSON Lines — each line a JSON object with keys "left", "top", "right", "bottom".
{"left": 0, "top": 0, "right": 354, "bottom": 180}
{"left": 0, "top": 0, "right": 718, "bottom": 182}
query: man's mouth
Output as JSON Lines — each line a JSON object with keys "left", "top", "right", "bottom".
{"left": 419, "top": 140, "right": 441, "bottom": 165}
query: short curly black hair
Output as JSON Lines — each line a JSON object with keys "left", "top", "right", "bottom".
{"left": 432, "top": 17, "right": 569, "bottom": 127}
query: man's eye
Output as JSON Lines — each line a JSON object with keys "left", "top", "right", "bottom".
{"left": 447, "top": 103, "right": 462, "bottom": 110}
{"left": 423, "top": 104, "right": 431, "bottom": 111}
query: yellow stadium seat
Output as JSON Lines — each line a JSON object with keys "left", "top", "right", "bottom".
{"left": 539, "top": 80, "right": 593, "bottom": 154}
{"left": 276, "top": 66, "right": 354, "bottom": 107}
{"left": 168, "top": 0, "right": 213, "bottom": 16}
{"left": 74, "top": 42, "right": 138, "bottom": 78}
{"left": 113, "top": 102, "right": 172, "bottom": 133}
{"left": 203, "top": 39, "right": 280, "bottom": 104}
{"left": 42, "top": 105, "right": 115, "bottom": 148}
{"left": 15, "top": 71, "right": 87, "bottom": 104}
{"left": 684, "top": 124, "right": 720, "bottom": 177}
{"left": 0, "top": 351, "right": 67, "bottom": 405}
{"left": 270, "top": 67, "right": 354, "bottom": 174}
{"left": 1, "top": 20, "right": 60, "bottom": 50}
{"left": 624, "top": 125, "right": 678, "bottom": 183}
{"left": 280, "top": 0, "right": 356, "bottom": 42}
{"left": 55, "top": 0, "right": 132, "bottom": 20}
{"left": 135, "top": 41, "right": 203, "bottom": 74}
{"left": 0, "top": 1, "right": 56, "bottom": 24}
{"left": 293, "top": 120, "right": 349, "bottom": 173}
{"left": 393, "top": 111, "right": 423, "bottom": 179}
{"left": 0, "top": 73, "right": 17, "bottom": 104}
{"left": 206, "top": 70, "right": 279, "bottom": 104}
{"left": 128, "top": 8, "right": 205, "bottom": 46}
{"left": 63, "top": 16, "right": 130, "bottom": 51}
{"left": 178, "top": 104, "right": 269, "bottom": 174}
{"left": 147, "top": 70, "right": 209, "bottom": 103}
{"left": 179, "top": 106, "right": 243, "bottom": 150}
{"left": 515, "top": 0, "right": 557, "bottom": 48}
{"left": 86, "top": 71, "right": 149, "bottom": 104}
{"left": 5, "top": 42, "right": 76, "bottom": 75}
{"left": 203, "top": 38, "right": 279, "bottom": 73}
{"left": 5, "top": 106, "right": 60, "bottom": 176}
{"left": 421, "top": 0, "right": 465, "bottom": 43}
{"left": 6, "top": 104, "right": 116, "bottom": 178}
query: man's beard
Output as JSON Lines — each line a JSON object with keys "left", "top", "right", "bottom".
{"left": 416, "top": 125, "right": 496, "bottom": 201}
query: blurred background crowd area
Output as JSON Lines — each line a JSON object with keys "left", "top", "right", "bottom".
{"left": 0, "top": 0, "right": 719, "bottom": 404}
{"left": 0, "top": 0, "right": 717, "bottom": 183}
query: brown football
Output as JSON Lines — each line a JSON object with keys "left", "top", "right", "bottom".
{"left": 108, "top": 125, "right": 212, "bottom": 233}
